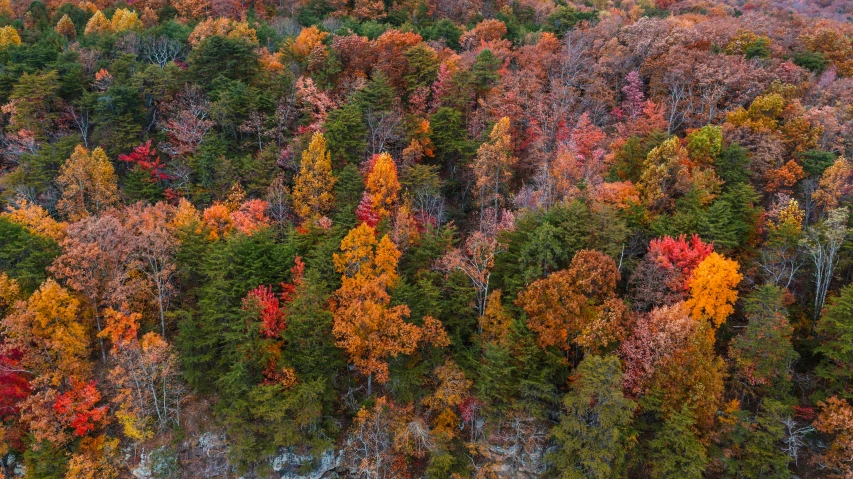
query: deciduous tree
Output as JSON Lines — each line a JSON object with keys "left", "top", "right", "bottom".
{"left": 365, "top": 152, "right": 401, "bottom": 220}
{"left": 685, "top": 252, "right": 742, "bottom": 328}
{"left": 56, "top": 146, "right": 119, "bottom": 221}
{"left": 292, "top": 132, "right": 336, "bottom": 223}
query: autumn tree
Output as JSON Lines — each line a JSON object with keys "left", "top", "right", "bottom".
{"left": 2, "top": 199, "right": 67, "bottom": 242}
{"left": 1, "top": 279, "right": 90, "bottom": 386}
{"left": 292, "top": 132, "right": 336, "bottom": 224}
{"left": 479, "top": 289, "right": 512, "bottom": 343}
{"left": 365, "top": 152, "right": 401, "bottom": 220}
{"left": 50, "top": 214, "right": 133, "bottom": 360}
{"left": 637, "top": 137, "right": 690, "bottom": 212}
{"left": 518, "top": 250, "right": 628, "bottom": 355}
{"left": 56, "top": 146, "right": 119, "bottom": 221}
{"left": 332, "top": 223, "right": 443, "bottom": 393}
{"left": 814, "top": 396, "right": 853, "bottom": 477}
{"left": 83, "top": 10, "right": 115, "bottom": 35}
{"left": 55, "top": 14, "right": 76, "bottom": 39}
{"left": 341, "top": 396, "right": 416, "bottom": 479}
{"left": 0, "top": 25, "right": 21, "bottom": 49}
{"left": 473, "top": 117, "right": 515, "bottom": 216}
{"left": 812, "top": 157, "right": 853, "bottom": 212}
{"left": 123, "top": 202, "right": 178, "bottom": 337}
{"left": 550, "top": 354, "right": 635, "bottom": 479}
{"left": 685, "top": 252, "right": 742, "bottom": 328}
{"left": 100, "top": 307, "right": 186, "bottom": 440}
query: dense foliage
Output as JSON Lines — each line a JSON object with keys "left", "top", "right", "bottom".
{"left": 3, "top": 0, "right": 853, "bottom": 477}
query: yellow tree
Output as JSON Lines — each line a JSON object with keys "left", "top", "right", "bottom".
{"left": 56, "top": 146, "right": 119, "bottom": 221}
{"left": 472, "top": 117, "right": 515, "bottom": 214}
{"left": 84, "top": 11, "right": 116, "bottom": 35}
{"left": 2, "top": 199, "right": 67, "bottom": 241}
{"left": 479, "top": 289, "right": 511, "bottom": 344}
{"left": 1, "top": 279, "right": 91, "bottom": 386}
{"left": 332, "top": 223, "right": 441, "bottom": 393}
{"left": 111, "top": 8, "right": 143, "bottom": 32}
{"left": 365, "top": 152, "right": 401, "bottom": 219}
{"left": 0, "top": 26, "right": 21, "bottom": 49}
{"left": 292, "top": 132, "right": 336, "bottom": 223}
{"left": 685, "top": 252, "right": 742, "bottom": 328}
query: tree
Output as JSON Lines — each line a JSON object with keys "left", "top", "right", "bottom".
{"left": 8, "top": 71, "right": 61, "bottom": 139}
{"left": 123, "top": 202, "right": 178, "bottom": 337}
{"left": 50, "top": 214, "right": 132, "bottom": 360}
{"left": 292, "top": 132, "right": 336, "bottom": 224}
{"left": 51, "top": 379, "right": 108, "bottom": 437}
{"left": 801, "top": 207, "right": 848, "bottom": 324}
{"left": 517, "top": 250, "right": 627, "bottom": 354}
{"left": 812, "top": 157, "right": 852, "bottom": 211}
{"left": 814, "top": 396, "right": 853, "bottom": 477}
{"left": 729, "top": 285, "right": 798, "bottom": 398}
{"left": 100, "top": 307, "right": 186, "bottom": 440}
{"left": 620, "top": 302, "right": 697, "bottom": 397}
{"left": 550, "top": 354, "right": 635, "bottom": 479}
{"left": 2, "top": 199, "right": 67, "bottom": 242}
{"left": 638, "top": 136, "right": 690, "bottom": 212}
{"left": 647, "top": 234, "right": 714, "bottom": 290}
{"left": 0, "top": 25, "right": 20, "bottom": 49}
{"left": 648, "top": 407, "right": 708, "bottom": 479}
{"left": 479, "top": 289, "right": 512, "bottom": 343}
{"left": 817, "top": 284, "right": 853, "bottom": 397}
{"left": 440, "top": 231, "right": 503, "bottom": 317}
{"left": 83, "top": 10, "right": 115, "bottom": 35}
{"left": 365, "top": 152, "right": 401, "bottom": 220}
{"left": 325, "top": 102, "right": 368, "bottom": 165}
{"left": 110, "top": 8, "right": 142, "bottom": 32}
{"left": 56, "top": 146, "right": 119, "bottom": 221}
{"left": 685, "top": 252, "right": 742, "bottom": 328}
{"left": 472, "top": 117, "right": 515, "bottom": 215}
{"left": 332, "top": 223, "right": 441, "bottom": 393}
{"left": 55, "top": 14, "right": 76, "bottom": 39}
{"left": 0, "top": 218, "right": 60, "bottom": 293}
{"left": 1, "top": 279, "right": 90, "bottom": 386}
{"left": 341, "top": 396, "right": 414, "bottom": 479}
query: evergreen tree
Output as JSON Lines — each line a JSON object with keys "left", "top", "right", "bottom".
{"left": 551, "top": 354, "right": 636, "bottom": 479}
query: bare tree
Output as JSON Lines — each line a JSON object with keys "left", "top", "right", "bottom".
{"left": 67, "top": 104, "right": 91, "bottom": 147}
{"left": 141, "top": 35, "right": 185, "bottom": 68}
{"left": 800, "top": 207, "right": 849, "bottom": 326}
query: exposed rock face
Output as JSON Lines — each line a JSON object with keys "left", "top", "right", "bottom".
{"left": 272, "top": 448, "right": 339, "bottom": 479}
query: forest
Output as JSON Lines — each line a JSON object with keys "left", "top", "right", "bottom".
{"left": 1, "top": 0, "right": 853, "bottom": 477}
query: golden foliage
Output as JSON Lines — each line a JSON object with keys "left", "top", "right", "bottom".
{"left": 2, "top": 199, "right": 67, "bottom": 241}
{"left": 285, "top": 25, "right": 328, "bottom": 61}
{"left": 1, "top": 279, "right": 91, "bottom": 385}
{"left": 685, "top": 252, "right": 742, "bottom": 328}
{"left": 188, "top": 17, "right": 258, "bottom": 46}
{"left": 366, "top": 153, "right": 401, "bottom": 219}
{"left": 813, "top": 157, "right": 852, "bottom": 210}
{"left": 65, "top": 435, "right": 121, "bottom": 479}
{"left": 292, "top": 132, "right": 336, "bottom": 223}
{"left": 56, "top": 145, "right": 119, "bottom": 221}
{"left": 84, "top": 11, "right": 116, "bottom": 35}
{"left": 479, "top": 289, "right": 511, "bottom": 344}
{"left": 111, "top": 8, "right": 143, "bottom": 32}
{"left": 0, "top": 25, "right": 21, "bottom": 48}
